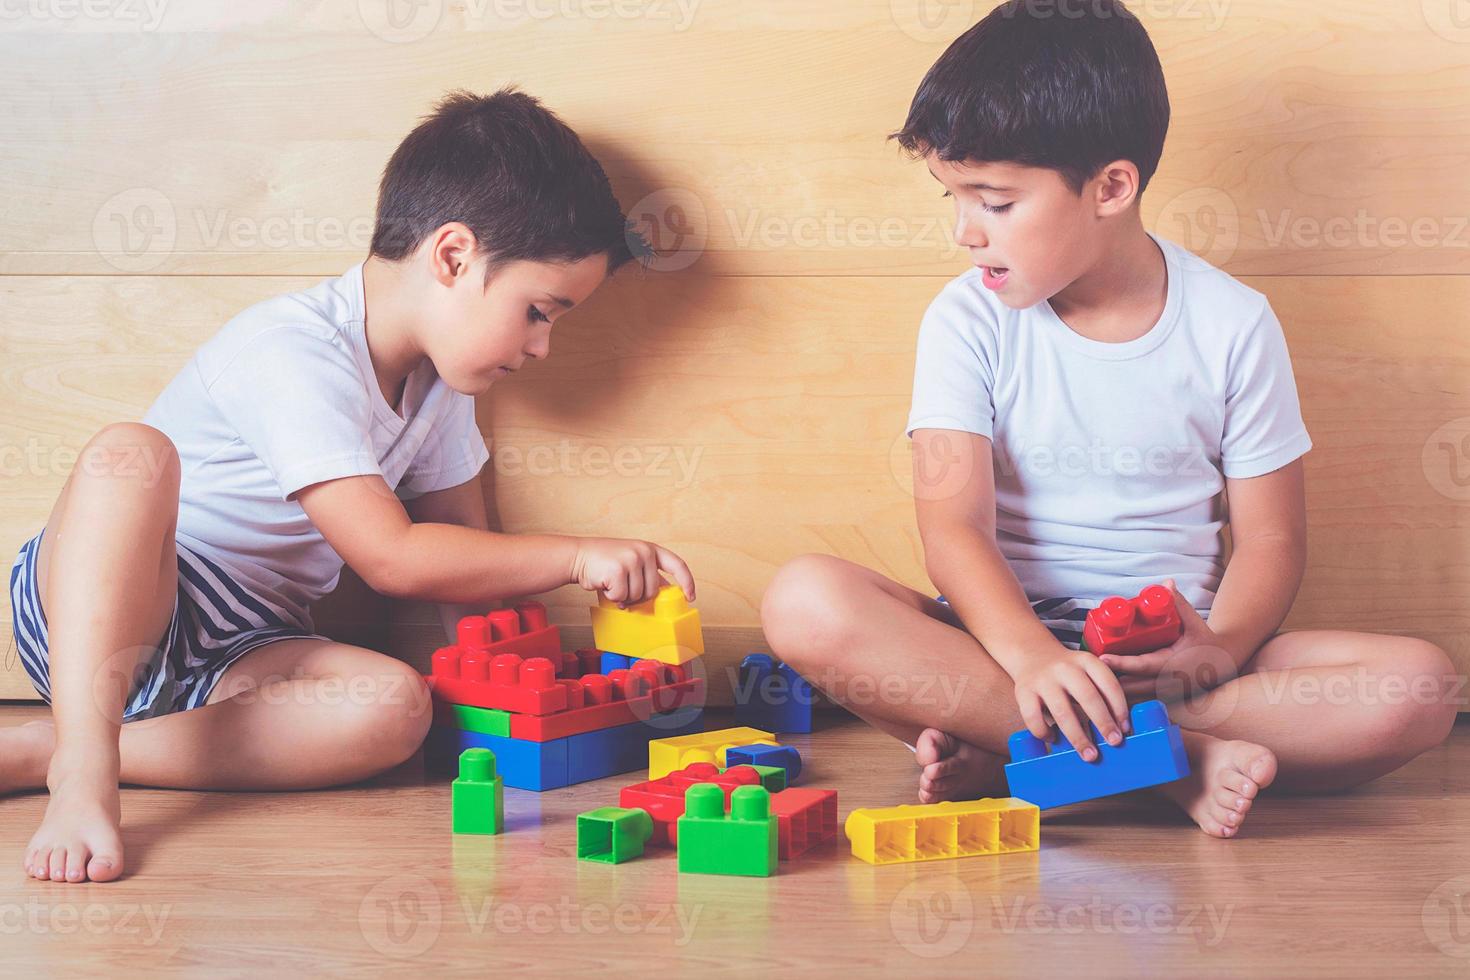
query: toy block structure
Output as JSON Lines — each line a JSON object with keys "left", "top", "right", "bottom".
{"left": 648, "top": 726, "right": 776, "bottom": 780}
{"left": 725, "top": 743, "right": 802, "bottom": 782}
{"left": 733, "top": 653, "right": 814, "bottom": 733}
{"left": 577, "top": 807, "right": 654, "bottom": 864}
{"left": 676, "top": 784, "right": 778, "bottom": 877}
{"left": 1082, "top": 585, "right": 1181, "bottom": 656}
{"left": 590, "top": 584, "right": 704, "bottom": 666}
{"left": 507, "top": 660, "right": 705, "bottom": 742}
{"left": 1004, "top": 699, "right": 1189, "bottom": 809}
{"left": 845, "top": 798, "right": 1039, "bottom": 865}
{"left": 425, "top": 597, "right": 712, "bottom": 793}
{"left": 452, "top": 749, "right": 504, "bottom": 835}
{"left": 768, "top": 787, "right": 837, "bottom": 859}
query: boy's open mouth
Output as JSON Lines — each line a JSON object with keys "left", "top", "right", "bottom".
{"left": 981, "top": 266, "right": 1010, "bottom": 290}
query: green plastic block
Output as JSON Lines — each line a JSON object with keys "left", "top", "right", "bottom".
{"left": 448, "top": 704, "right": 511, "bottom": 737}
{"left": 452, "top": 748, "right": 504, "bottom": 835}
{"left": 742, "top": 764, "right": 787, "bottom": 793}
{"left": 676, "top": 784, "right": 778, "bottom": 877}
{"left": 577, "top": 807, "right": 654, "bottom": 864}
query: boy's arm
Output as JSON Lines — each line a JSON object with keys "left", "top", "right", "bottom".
{"left": 293, "top": 473, "right": 694, "bottom": 607}
{"left": 402, "top": 474, "right": 494, "bottom": 644}
{"left": 1205, "top": 457, "right": 1308, "bottom": 667}
{"left": 912, "top": 428, "right": 1129, "bottom": 752}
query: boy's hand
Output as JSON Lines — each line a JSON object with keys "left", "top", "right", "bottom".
{"left": 1098, "top": 579, "right": 1242, "bottom": 702}
{"left": 1012, "top": 644, "right": 1131, "bottom": 762}
{"left": 570, "top": 537, "right": 696, "bottom": 606}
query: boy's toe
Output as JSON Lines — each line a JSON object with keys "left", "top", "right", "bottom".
{"left": 30, "top": 847, "right": 51, "bottom": 879}
{"left": 1214, "top": 787, "right": 1248, "bottom": 813}
{"left": 914, "top": 729, "right": 956, "bottom": 768}
{"left": 66, "top": 848, "right": 90, "bottom": 882}
{"left": 88, "top": 851, "right": 122, "bottom": 882}
{"left": 49, "top": 847, "right": 70, "bottom": 881}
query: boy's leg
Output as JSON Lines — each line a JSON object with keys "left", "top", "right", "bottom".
{"left": 10, "top": 638, "right": 431, "bottom": 802}
{"left": 15, "top": 422, "right": 183, "bottom": 883}
{"left": 1166, "top": 629, "right": 1458, "bottom": 793}
{"left": 761, "top": 554, "right": 1026, "bottom": 800}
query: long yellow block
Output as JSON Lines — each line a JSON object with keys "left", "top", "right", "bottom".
{"left": 647, "top": 726, "right": 777, "bottom": 780}
{"left": 589, "top": 584, "right": 704, "bottom": 665}
{"left": 844, "top": 798, "right": 1039, "bottom": 865}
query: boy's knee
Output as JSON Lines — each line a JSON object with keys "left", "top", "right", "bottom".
{"left": 1365, "top": 638, "right": 1458, "bottom": 750}
{"left": 83, "top": 422, "right": 180, "bottom": 492}
{"left": 346, "top": 662, "right": 433, "bottom": 767}
{"left": 760, "top": 554, "right": 865, "bottom": 667}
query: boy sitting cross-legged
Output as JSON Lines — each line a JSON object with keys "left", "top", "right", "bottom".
{"left": 761, "top": 1, "right": 1457, "bottom": 837}
{"left": 5, "top": 89, "right": 694, "bottom": 882}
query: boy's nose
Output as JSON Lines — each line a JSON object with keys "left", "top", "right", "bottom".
{"left": 953, "top": 211, "right": 988, "bottom": 249}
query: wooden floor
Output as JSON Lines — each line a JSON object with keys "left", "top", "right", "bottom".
{"left": 1, "top": 704, "right": 1467, "bottom": 977}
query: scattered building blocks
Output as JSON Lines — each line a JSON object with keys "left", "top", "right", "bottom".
{"left": 1004, "top": 699, "right": 1189, "bottom": 809}
{"left": 589, "top": 584, "right": 704, "bottom": 665}
{"left": 845, "top": 798, "right": 1039, "bottom": 865}
{"left": 769, "top": 788, "right": 837, "bottom": 859}
{"left": 739, "top": 764, "right": 787, "bottom": 793}
{"left": 725, "top": 743, "right": 802, "bottom": 782}
{"left": 734, "top": 654, "right": 814, "bottom": 734}
{"left": 600, "top": 651, "right": 635, "bottom": 674}
{"left": 452, "top": 749, "right": 504, "bottom": 834}
{"left": 620, "top": 762, "right": 765, "bottom": 847}
{"left": 677, "top": 784, "right": 778, "bottom": 877}
{"left": 648, "top": 727, "right": 777, "bottom": 780}
{"left": 507, "top": 660, "right": 706, "bottom": 742}
{"left": 1082, "top": 585, "right": 1182, "bottom": 656}
{"left": 434, "top": 702, "right": 511, "bottom": 737}
{"left": 577, "top": 807, "right": 653, "bottom": 864}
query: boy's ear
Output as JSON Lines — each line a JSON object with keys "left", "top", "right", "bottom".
{"left": 1092, "top": 159, "right": 1142, "bottom": 217}
{"left": 425, "top": 221, "right": 480, "bottom": 285}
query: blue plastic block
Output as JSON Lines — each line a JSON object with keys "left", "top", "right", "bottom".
{"left": 725, "top": 743, "right": 802, "bottom": 782}
{"left": 567, "top": 709, "right": 705, "bottom": 784}
{"left": 733, "top": 653, "right": 814, "bottom": 734}
{"left": 427, "top": 726, "right": 570, "bottom": 791}
{"left": 1003, "top": 699, "right": 1189, "bottom": 809}
{"left": 600, "top": 651, "right": 636, "bottom": 674}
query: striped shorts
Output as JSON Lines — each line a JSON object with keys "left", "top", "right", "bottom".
{"left": 937, "top": 594, "right": 1094, "bottom": 650}
{"left": 8, "top": 527, "right": 330, "bottom": 722}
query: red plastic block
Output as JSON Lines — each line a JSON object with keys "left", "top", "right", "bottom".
{"left": 1082, "top": 585, "right": 1182, "bottom": 656}
{"left": 619, "top": 762, "right": 763, "bottom": 847}
{"left": 455, "top": 601, "right": 562, "bottom": 663}
{"left": 769, "top": 788, "right": 838, "bottom": 860}
{"left": 507, "top": 660, "right": 706, "bottom": 741}
{"left": 427, "top": 601, "right": 579, "bottom": 715}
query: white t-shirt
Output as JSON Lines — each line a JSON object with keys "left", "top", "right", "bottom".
{"left": 143, "top": 262, "right": 491, "bottom": 630}
{"left": 906, "top": 233, "right": 1312, "bottom": 613}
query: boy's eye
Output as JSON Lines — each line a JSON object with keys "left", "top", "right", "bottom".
{"left": 528, "top": 305, "right": 550, "bottom": 324}
{"left": 982, "top": 203, "right": 1014, "bottom": 214}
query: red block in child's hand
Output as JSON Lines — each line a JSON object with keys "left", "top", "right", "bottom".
{"left": 1082, "top": 585, "right": 1181, "bottom": 656}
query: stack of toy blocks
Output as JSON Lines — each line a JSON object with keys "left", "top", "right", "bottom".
{"left": 1004, "top": 699, "right": 1190, "bottom": 809}
{"left": 591, "top": 583, "right": 704, "bottom": 673}
{"left": 845, "top": 799, "right": 1039, "bottom": 865}
{"left": 424, "top": 600, "right": 705, "bottom": 790}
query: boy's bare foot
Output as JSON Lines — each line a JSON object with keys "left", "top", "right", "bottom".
{"left": 0, "top": 721, "right": 55, "bottom": 794}
{"left": 1158, "top": 730, "right": 1278, "bottom": 839}
{"left": 24, "top": 747, "right": 125, "bottom": 883}
{"left": 915, "top": 728, "right": 1009, "bottom": 803}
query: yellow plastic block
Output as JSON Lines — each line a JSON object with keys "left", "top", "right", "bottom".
{"left": 844, "top": 798, "right": 1039, "bottom": 865}
{"left": 589, "top": 584, "right": 705, "bottom": 666}
{"left": 647, "top": 727, "right": 777, "bottom": 780}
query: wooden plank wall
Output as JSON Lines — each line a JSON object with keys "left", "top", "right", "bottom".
{"left": 3, "top": 1, "right": 1468, "bottom": 703}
